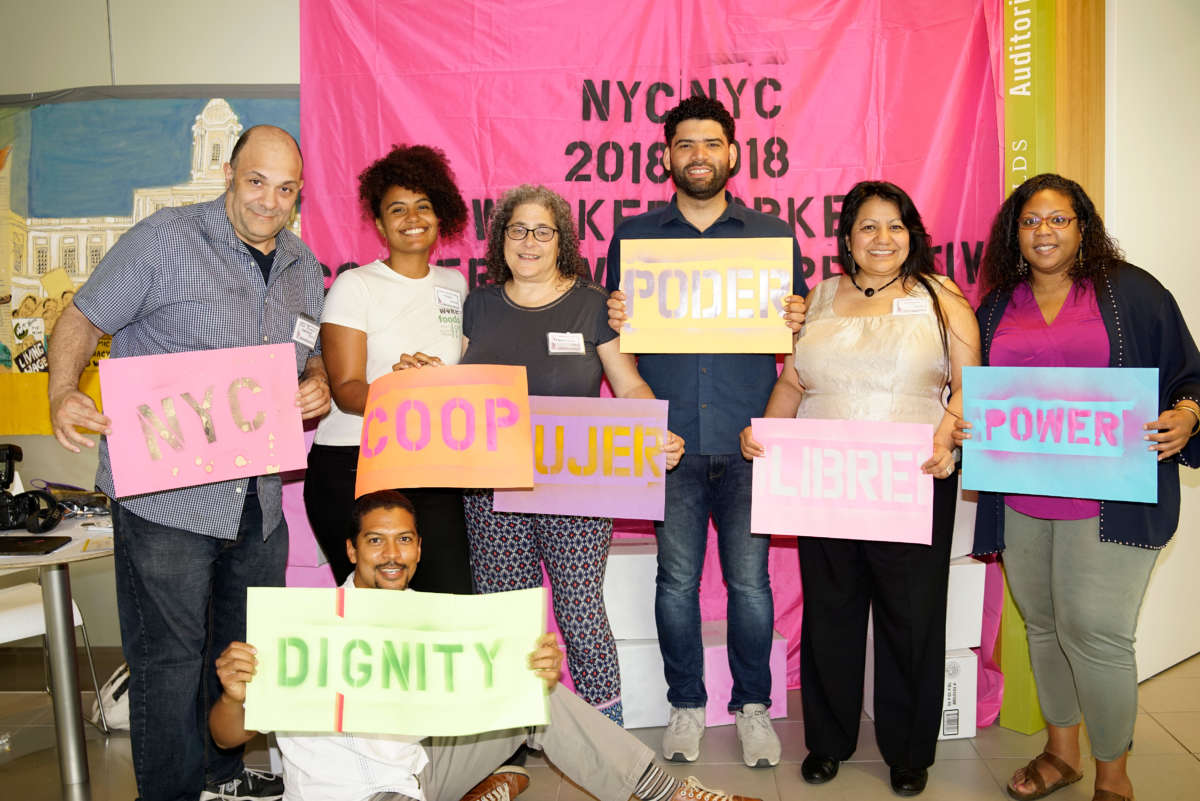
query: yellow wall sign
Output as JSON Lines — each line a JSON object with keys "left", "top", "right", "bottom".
{"left": 1004, "top": 0, "right": 1056, "bottom": 192}
{"left": 617, "top": 238, "right": 793, "bottom": 354}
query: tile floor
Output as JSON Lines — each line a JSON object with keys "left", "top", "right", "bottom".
{"left": 2, "top": 651, "right": 1199, "bottom": 800}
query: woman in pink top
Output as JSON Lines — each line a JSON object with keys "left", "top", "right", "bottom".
{"left": 960, "top": 174, "right": 1200, "bottom": 801}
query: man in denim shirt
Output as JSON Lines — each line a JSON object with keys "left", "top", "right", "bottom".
{"left": 48, "top": 125, "right": 330, "bottom": 801}
{"left": 605, "top": 96, "right": 806, "bottom": 769}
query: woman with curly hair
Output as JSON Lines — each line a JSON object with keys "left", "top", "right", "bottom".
{"left": 304, "top": 144, "right": 474, "bottom": 592}
{"left": 459, "top": 184, "right": 684, "bottom": 725}
{"left": 957, "top": 174, "right": 1200, "bottom": 801}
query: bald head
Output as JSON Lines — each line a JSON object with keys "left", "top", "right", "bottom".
{"left": 229, "top": 125, "right": 303, "bottom": 171}
{"left": 222, "top": 125, "right": 304, "bottom": 253}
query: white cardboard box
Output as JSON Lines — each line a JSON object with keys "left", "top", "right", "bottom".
{"left": 946, "top": 556, "right": 986, "bottom": 650}
{"left": 951, "top": 488, "right": 978, "bottom": 559}
{"left": 940, "top": 649, "right": 978, "bottom": 739}
{"left": 863, "top": 641, "right": 978, "bottom": 741}
{"left": 615, "top": 638, "right": 673, "bottom": 728}
{"left": 604, "top": 538, "right": 659, "bottom": 640}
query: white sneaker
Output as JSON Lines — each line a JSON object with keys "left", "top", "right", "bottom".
{"left": 734, "top": 704, "right": 780, "bottom": 768}
{"left": 663, "top": 706, "right": 706, "bottom": 762}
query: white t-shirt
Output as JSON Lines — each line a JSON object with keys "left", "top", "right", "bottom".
{"left": 314, "top": 260, "right": 467, "bottom": 446}
{"left": 277, "top": 576, "right": 429, "bottom": 801}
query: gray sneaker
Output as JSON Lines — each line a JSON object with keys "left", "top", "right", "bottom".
{"left": 663, "top": 705, "right": 706, "bottom": 762}
{"left": 734, "top": 704, "right": 780, "bottom": 767}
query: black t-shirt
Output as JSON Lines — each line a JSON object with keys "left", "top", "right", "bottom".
{"left": 245, "top": 243, "right": 275, "bottom": 284}
{"left": 461, "top": 279, "right": 617, "bottom": 396}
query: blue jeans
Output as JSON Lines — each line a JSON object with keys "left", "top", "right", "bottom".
{"left": 113, "top": 495, "right": 288, "bottom": 801}
{"left": 654, "top": 452, "right": 773, "bottom": 711}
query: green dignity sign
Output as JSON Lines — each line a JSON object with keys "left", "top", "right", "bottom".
{"left": 244, "top": 586, "right": 549, "bottom": 737}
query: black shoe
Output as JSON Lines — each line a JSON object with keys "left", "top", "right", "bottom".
{"left": 889, "top": 766, "right": 928, "bottom": 797}
{"left": 199, "top": 768, "right": 284, "bottom": 801}
{"left": 800, "top": 752, "right": 839, "bottom": 784}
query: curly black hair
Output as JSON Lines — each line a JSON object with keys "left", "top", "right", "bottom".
{"left": 664, "top": 95, "right": 736, "bottom": 145}
{"left": 350, "top": 490, "right": 418, "bottom": 544}
{"left": 357, "top": 144, "right": 468, "bottom": 239}
{"left": 980, "top": 173, "right": 1123, "bottom": 297}
{"left": 483, "top": 185, "right": 587, "bottom": 284}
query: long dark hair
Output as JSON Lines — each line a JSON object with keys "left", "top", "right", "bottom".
{"left": 836, "top": 181, "right": 951, "bottom": 382}
{"left": 979, "top": 173, "right": 1123, "bottom": 297}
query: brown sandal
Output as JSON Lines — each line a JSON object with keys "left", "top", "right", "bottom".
{"left": 1091, "top": 791, "right": 1132, "bottom": 801}
{"left": 1006, "top": 751, "right": 1084, "bottom": 801}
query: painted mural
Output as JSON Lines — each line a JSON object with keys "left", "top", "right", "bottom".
{"left": 0, "top": 97, "right": 300, "bottom": 373}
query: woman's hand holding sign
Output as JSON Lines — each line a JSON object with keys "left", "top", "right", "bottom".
{"left": 392, "top": 352, "right": 445, "bottom": 371}
{"left": 1145, "top": 402, "right": 1200, "bottom": 461}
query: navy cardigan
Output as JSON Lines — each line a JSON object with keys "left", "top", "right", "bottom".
{"left": 973, "top": 262, "right": 1200, "bottom": 554}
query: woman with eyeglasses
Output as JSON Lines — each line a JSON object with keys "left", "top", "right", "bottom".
{"left": 956, "top": 174, "right": 1200, "bottom": 801}
{"left": 460, "top": 184, "right": 683, "bottom": 725}
{"left": 304, "top": 144, "right": 475, "bottom": 592}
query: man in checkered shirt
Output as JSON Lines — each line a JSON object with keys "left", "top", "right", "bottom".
{"left": 48, "top": 125, "right": 330, "bottom": 801}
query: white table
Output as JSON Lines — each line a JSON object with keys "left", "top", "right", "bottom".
{"left": 1, "top": 517, "right": 114, "bottom": 798}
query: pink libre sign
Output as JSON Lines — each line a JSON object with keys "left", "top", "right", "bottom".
{"left": 99, "top": 344, "right": 307, "bottom": 497}
{"left": 750, "top": 417, "right": 934, "bottom": 545}
{"left": 493, "top": 396, "right": 669, "bottom": 519}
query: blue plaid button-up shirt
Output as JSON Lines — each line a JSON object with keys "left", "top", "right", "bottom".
{"left": 74, "top": 195, "right": 325, "bottom": 540}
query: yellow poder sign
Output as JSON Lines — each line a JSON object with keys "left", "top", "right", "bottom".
{"left": 618, "top": 237, "right": 793, "bottom": 353}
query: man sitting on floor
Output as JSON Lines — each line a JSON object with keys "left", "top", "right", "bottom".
{"left": 208, "top": 490, "right": 759, "bottom": 801}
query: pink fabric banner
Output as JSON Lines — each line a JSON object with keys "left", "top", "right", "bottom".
{"left": 299, "top": 0, "right": 1001, "bottom": 304}
{"left": 299, "top": 0, "right": 1005, "bottom": 709}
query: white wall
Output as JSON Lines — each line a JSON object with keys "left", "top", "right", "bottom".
{"left": 1106, "top": 0, "right": 1200, "bottom": 679}
{"left": 0, "top": 0, "right": 299, "bottom": 95}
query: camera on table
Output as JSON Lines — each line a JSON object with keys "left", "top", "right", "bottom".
{"left": 0, "top": 444, "right": 63, "bottom": 534}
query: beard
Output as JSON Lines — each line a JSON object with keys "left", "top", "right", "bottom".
{"left": 670, "top": 159, "right": 730, "bottom": 201}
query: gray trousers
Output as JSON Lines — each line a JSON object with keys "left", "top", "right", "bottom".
{"left": 1002, "top": 507, "right": 1158, "bottom": 761}
{"left": 371, "top": 684, "right": 654, "bottom": 801}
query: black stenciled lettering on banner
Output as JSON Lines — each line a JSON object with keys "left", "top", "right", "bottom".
{"left": 471, "top": 198, "right": 495, "bottom": 241}
{"left": 930, "top": 242, "right": 984, "bottom": 285}
{"left": 728, "top": 137, "right": 790, "bottom": 180}
{"left": 823, "top": 195, "right": 845, "bottom": 237}
{"left": 582, "top": 77, "right": 781, "bottom": 124}
{"left": 578, "top": 198, "right": 604, "bottom": 240}
{"left": 564, "top": 140, "right": 671, "bottom": 184}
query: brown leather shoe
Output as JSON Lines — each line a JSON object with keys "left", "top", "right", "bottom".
{"left": 460, "top": 766, "right": 531, "bottom": 801}
{"left": 668, "top": 776, "right": 762, "bottom": 801}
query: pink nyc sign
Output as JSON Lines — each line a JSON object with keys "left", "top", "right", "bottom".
{"left": 99, "top": 344, "right": 307, "bottom": 497}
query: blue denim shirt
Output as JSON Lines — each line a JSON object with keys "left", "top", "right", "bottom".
{"left": 605, "top": 193, "right": 807, "bottom": 454}
{"left": 74, "top": 195, "right": 325, "bottom": 539}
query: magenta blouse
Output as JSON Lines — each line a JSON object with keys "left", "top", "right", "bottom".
{"left": 989, "top": 281, "right": 1109, "bottom": 520}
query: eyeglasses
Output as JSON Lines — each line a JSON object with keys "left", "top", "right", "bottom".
{"left": 505, "top": 224, "right": 559, "bottom": 242}
{"left": 1018, "top": 214, "right": 1077, "bottom": 230}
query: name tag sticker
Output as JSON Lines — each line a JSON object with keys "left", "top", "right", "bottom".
{"left": 434, "top": 287, "right": 463, "bottom": 338}
{"left": 547, "top": 332, "right": 586, "bottom": 355}
{"left": 292, "top": 314, "right": 320, "bottom": 349}
{"left": 434, "top": 287, "right": 463, "bottom": 312}
{"left": 892, "top": 297, "right": 930, "bottom": 316}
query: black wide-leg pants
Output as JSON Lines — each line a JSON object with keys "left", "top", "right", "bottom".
{"left": 797, "top": 471, "right": 957, "bottom": 770}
